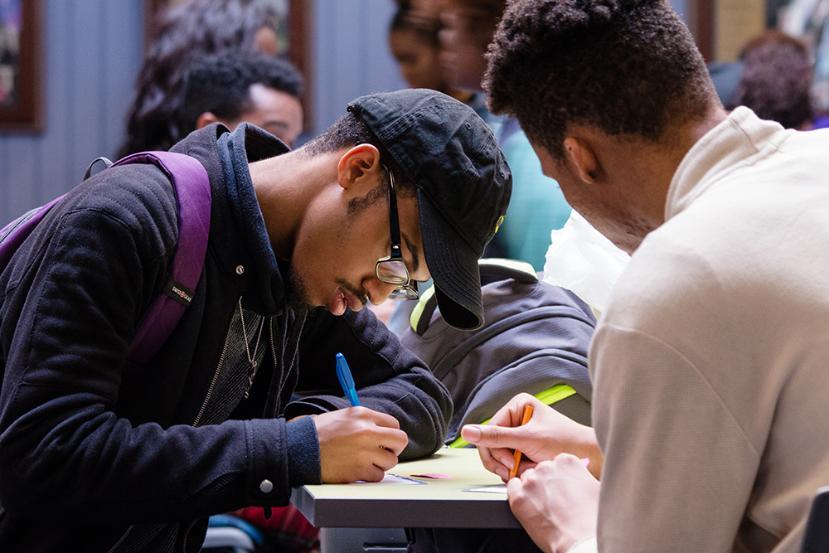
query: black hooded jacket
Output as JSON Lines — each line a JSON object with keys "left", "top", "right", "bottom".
{"left": 0, "top": 124, "right": 451, "bottom": 552}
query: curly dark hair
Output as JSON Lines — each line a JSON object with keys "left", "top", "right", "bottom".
{"left": 118, "top": 0, "right": 281, "bottom": 157}
{"left": 731, "top": 31, "right": 814, "bottom": 129}
{"left": 484, "top": 0, "right": 715, "bottom": 159}
{"left": 176, "top": 51, "right": 302, "bottom": 137}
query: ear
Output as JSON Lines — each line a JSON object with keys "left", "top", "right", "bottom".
{"left": 563, "top": 136, "right": 599, "bottom": 184}
{"left": 195, "top": 112, "right": 220, "bottom": 130}
{"left": 336, "top": 144, "right": 383, "bottom": 191}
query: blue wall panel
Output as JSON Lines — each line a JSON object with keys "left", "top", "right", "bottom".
{"left": 311, "top": 0, "right": 406, "bottom": 134}
{"left": 0, "top": 0, "right": 143, "bottom": 225}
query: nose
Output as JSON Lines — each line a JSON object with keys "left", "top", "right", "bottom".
{"left": 363, "top": 277, "right": 398, "bottom": 305}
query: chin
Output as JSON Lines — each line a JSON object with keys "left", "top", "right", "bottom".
{"left": 285, "top": 270, "right": 312, "bottom": 308}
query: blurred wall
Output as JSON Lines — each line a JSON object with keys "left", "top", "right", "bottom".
{"left": 311, "top": 0, "right": 405, "bottom": 133}
{"left": 0, "top": 0, "right": 143, "bottom": 224}
{"left": 1, "top": 0, "right": 694, "bottom": 224}
{"left": 0, "top": 0, "right": 405, "bottom": 223}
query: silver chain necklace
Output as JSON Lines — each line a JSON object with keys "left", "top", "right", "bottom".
{"left": 239, "top": 297, "right": 265, "bottom": 398}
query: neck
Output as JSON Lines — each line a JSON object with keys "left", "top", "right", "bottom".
{"left": 625, "top": 103, "right": 729, "bottom": 235}
{"left": 248, "top": 149, "right": 338, "bottom": 260}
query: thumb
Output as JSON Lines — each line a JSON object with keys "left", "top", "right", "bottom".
{"left": 462, "top": 423, "right": 523, "bottom": 448}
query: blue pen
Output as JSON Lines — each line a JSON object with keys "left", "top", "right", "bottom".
{"left": 335, "top": 352, "right": 361, "bottom": 407}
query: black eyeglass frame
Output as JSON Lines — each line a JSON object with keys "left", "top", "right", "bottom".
{"left": 375, "top": 167, "right": 419, "bottom": 301}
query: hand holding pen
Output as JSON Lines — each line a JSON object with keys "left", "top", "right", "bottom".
{"left": 336, "top": 352, "right": 361, "bottom": 407}
{"left": 310, "top": 352, "right": 409, "bottom": 483}
{"left": 461, "top": 393, "right": 603, "bottom": 481}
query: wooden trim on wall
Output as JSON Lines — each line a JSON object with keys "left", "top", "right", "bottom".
{"left": 0, "top": 0, "right": 43, "bottom": 131}
{"left": 692, "top": 0, "right": 714, "bottom": 61}
{"left": 288, "top": 0, "right": 312, "bottom": 132}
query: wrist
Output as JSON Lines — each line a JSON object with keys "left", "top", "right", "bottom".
{"left": 573, "top": 424, "right": 602, "bottom": 478}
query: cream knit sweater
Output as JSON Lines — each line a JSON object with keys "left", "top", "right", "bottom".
{"left": 591, "top": 107, "right": 829, "bottom": 552}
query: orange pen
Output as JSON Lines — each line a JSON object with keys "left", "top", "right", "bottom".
{"left": 508, "top": 404, "right": 534, "bottom": 479}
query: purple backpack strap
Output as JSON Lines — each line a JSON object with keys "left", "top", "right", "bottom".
{"left": 114, "top": 152, "right": 212, "bottom": 363}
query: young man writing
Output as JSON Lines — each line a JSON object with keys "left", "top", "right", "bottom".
{"left": 0, "top": 89, "right": 511, "bottom": 552}
{"left": 462, "top": 1, "right": 829, "bottom": 552}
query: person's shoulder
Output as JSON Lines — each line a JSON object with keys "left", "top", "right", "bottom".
{"left": 602, "top": 219, "right": 728, "bottom": 335}
{"left": 84, "top": 162, "right": 177, "bottom": 225}
{"left": 59, "top": 161, "right": 180, "bottom": 259}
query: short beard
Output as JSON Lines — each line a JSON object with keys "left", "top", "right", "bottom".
{"left": 286, "top": 270, "right": 310, "bottom": 309}
{"left": 335, "top": 277, "right": 369, "bottom": 306}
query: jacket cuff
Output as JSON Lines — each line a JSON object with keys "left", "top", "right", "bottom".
{"left": 286, "top": 416, "right": 321, "bottom": 485}
{"left": 244, "top": 418, "right": 290, "bottom": 504}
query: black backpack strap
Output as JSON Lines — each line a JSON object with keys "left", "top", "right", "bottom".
{"left": 478, "top": 258, "right": 538, "bottom": 285}
{"left": 409, "top": 258, "right": 538, "bottom": 335}
{"left": 83, "top": 156, "right": 114, "bottom": 180}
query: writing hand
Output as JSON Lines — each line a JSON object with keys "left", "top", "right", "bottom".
{"left": 313, "top": 406, "right": 408, "bottom": 483}
{"left": 461, "top": 393, "right": 602, "bottom": 480}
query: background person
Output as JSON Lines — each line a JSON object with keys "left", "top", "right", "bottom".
{"left": 730, "top": 30, "right": 815, "bottom": 130}
{"left": 463, "top": 0, "right": 829, "bottom": 551}
{"left": 119, "top": 0, "right": 284, "bottom": 156}
{"left": 178, "top": 51, "right": 304, "bottom": 147}
{"left": 388, "top": 1, "right": 473, "bottom": 105}
{"left": 438, "top": 0, "right": 571, "bottom": 270}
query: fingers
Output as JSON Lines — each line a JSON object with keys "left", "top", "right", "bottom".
{"left": 492, "top": 446, "right": 518, "bottom": 470}
{"left": 376, "top": 426, "right": 409, "bottom": 456}
{"left": 489, "top": 392, "right": 539, "bottom": 427}
{"left": 548, "top": 453, "right": 598, "bottom": 481}
{"left": 372, "top": 446, "right": 400, "bottom": 472}
{"left": 477, "top": 444, "right": 510, "bottom": 481}
{"left": 506, "top": 472, "right": 526, "bottom": 509}
{"left": 351, "top": 406, "right": 401, "bottom": 430}
{"left": 315, "top": 407, "right": 408, "bottom": 483}
{"left": 462, "top": 422, "right": 523, "bottom": 450}
{"left": 517, "top": 458, "right": 538, "bottom": 476}
{"left": 342, "top": 406, "right": 409, "bottom": 454}
{"left": 365, "top": 465, "right": 386, "bottom": 482}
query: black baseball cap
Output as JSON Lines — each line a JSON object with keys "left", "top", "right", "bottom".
{"left": 347, "top": 89, "right": 512, "bottom": 330}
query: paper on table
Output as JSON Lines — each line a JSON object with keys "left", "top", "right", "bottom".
{"left": 464, "top": 484, "right": 507, "bottom": 494}
{"left": 354, "top": 473, "right": 425, "bottom": 485}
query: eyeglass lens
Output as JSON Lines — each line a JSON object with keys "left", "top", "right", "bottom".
{"left": 376, "top": 259, "right": 409, "bottom": 285}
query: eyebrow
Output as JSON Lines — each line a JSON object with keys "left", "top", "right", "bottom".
{"left": 402, "top": 233, "right": 420, "bottom": 274}
{"left": 262, "top": 119, "right": 289, "bottom": 130}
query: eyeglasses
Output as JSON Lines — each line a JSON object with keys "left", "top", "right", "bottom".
{"left": 375, "top": 168, "right": 419, "bottom": 301}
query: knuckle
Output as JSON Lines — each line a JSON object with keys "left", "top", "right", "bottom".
{"left": 554, "top": 453, "right": 579, "bottom": 466}
{"left": 486, "top": 426, "right": 501, "bottom": 441}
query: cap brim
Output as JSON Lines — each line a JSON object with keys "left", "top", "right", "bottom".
{"left": 418, "top": 190, "right": 484, "bottom": 330}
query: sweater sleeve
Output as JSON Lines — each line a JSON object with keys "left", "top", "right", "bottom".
{"left": 285, "top": 308, "right": 453, "bottom": 461}
{"left": 0, "top": 207, "right": 297, "bottom": 524}
{"left": 591, "top": 323, "right": 759, "bottom": 552}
